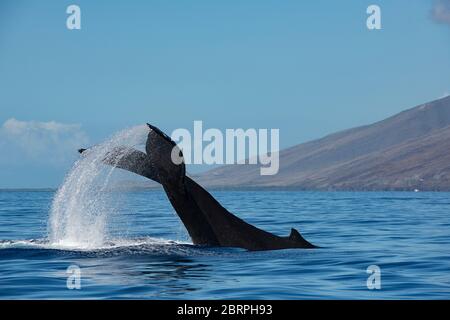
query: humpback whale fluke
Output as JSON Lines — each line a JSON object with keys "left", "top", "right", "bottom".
{"left": 79, "top": 124, "right": 316, "bottom": 250}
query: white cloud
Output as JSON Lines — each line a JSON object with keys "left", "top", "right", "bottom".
{"left": 0, "top": 118, "right": 89, "bottom": 165}
{"left": 432, "top": 0, "right": 450, "bottom": 25}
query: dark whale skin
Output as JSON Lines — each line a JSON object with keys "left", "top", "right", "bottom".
{"left": 80, "top": 124, "right": 316, "bottom": 250}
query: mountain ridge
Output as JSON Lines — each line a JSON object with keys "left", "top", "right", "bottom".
{"left": 194, "top": 95, "right": 450, "bottom": 191}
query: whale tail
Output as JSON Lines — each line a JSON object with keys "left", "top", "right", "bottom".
{"left": 145, "top": 123, "right": 185, "bottom": 187}
{"left": 78, "top": 123, "right": 317, "bottom": 250}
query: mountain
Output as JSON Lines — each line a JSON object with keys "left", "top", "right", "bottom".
{"left": 194, "top": 95, "right": 450, "bottom": 191}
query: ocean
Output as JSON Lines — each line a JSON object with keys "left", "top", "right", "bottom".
{"left": 0, "top": 190, "right": 449, "bottom": 299}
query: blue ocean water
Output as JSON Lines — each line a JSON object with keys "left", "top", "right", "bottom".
{"left": 0, "top": 190, "right": 449, "bottom": 299}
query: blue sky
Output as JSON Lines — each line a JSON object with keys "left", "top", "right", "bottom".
{"left": 0, "top": 0, "right": 450, "bottom": 188}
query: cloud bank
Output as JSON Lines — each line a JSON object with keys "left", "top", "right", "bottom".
{"left": 0, "top": 118, "right": 89, "bottom": 166}
{"left": 432, "top": 0, "right": 450, "bottom": 25}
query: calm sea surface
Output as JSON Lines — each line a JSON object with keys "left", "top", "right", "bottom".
{"left": 0, "top": 190, "right": 449, "bottom": 299}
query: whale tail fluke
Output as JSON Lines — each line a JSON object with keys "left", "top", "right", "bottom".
{"left": 79, "top": 146, "right": 160, "bottom": 182}
{"left": 146, "top": 123, "right": 185, "bottom": 187}
{"left": 77, "top": 123, "right": 317, "bottom": 250}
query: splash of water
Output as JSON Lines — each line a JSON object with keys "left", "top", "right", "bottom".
{"left": 48, "top": 125, "right": 149, "bottom": 249}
